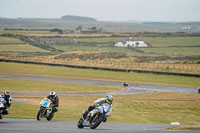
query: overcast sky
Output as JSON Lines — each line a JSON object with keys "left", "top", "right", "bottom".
{"left": 0, "top": 0, "right": 200, "bottom": 22}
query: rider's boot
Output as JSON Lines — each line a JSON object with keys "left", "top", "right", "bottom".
{"left": 82, "top": 110, "right": 88, "bottom": 119}
{"left": 83, "top": 113, "right": 92, "bottom": 126}
{"left": 2, "top": 108, "right": 9, "bottom": 115}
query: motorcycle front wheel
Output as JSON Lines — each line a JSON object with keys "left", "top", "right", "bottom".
{"left": 90, "top": 113, "right": 103, "bottom": 129}
{"left": 37, "top": 108, "right": 44, "bottom": 121}
{"left": 77, "top": 118, "right": 84, "bottom": 128}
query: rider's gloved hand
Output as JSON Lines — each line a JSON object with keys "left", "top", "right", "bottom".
{"left": 88, "top": 105, "right": 95, "bottom": 111}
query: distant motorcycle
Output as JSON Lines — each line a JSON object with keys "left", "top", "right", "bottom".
{"left": 0, "top": 96, "right": 6, "bottom": 119}
{"left": 123, "top": 81, "right": 128, "bottom": 87}
{"left": 77, "top": 103, "right": 111, "bottom": 129}
{"left": 37, "top": 98, "right": 54, "bottom": 121}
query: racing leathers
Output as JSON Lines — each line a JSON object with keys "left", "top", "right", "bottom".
{"left": 83, "top": 98, "right": 112, "bottom": 122}
{"left": 1, "top": 94, "right": 12, "bottom": 115}
{"left": 47, "top": 95, "right": 59, "bottom": 113}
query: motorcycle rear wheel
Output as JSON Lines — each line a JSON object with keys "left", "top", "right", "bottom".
{"left": 46, "top": 112, "right": 54, "bottom": 121}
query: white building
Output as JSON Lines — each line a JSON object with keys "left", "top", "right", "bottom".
{"left": 114, "top": 40, "right": 148, "bottom": 47}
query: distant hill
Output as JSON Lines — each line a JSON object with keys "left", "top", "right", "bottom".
{"left": 61, "top": 15, "right": 97, "bottom": 22}
{"left": 0, "top": 17, "right": 200, "bottom": 33}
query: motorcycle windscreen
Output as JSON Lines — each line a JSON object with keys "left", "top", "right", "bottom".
{"left": 0, "top": 98, "right": 5, "bottom": 102}
{"left": 103, "top": 105, "right": 110, "bottom": 113}
{"left": 42, "top": 101, "right": 49, "bottom": 106}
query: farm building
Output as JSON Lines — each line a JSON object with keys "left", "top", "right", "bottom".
{"left": 114, "top": 40, "right": 148, "bottom": 47}
{"left": 76, "top": 26, "right": 103, "bottom": 33}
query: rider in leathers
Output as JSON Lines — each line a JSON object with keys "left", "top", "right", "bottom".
{"left": 83, "top": 95, "right": 113, "bottom": 123}
{"left": 47, "top": 91, "right": 59, "bottom": 115}
{"left": 1, "top": 90, "right": 12, "bottom": 115}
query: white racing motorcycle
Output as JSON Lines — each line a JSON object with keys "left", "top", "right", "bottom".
{"left": 37, "top": 98, "right": 54, "bottom": 121}
{"left": 0, "top": 96, "right": 6, "bottom": 119}
{"left": 77, "top": 103, "right": 112, "bottom": 129}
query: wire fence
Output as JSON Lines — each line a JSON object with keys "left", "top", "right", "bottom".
{"left": 1, "top": 58, "right": 200, "bottom": 77}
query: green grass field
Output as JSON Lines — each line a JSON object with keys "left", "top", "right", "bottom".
{"left": 1, "top": 34, "right": 200, "bottom": 75}
{"left": 53, "top": 44, "right": 200, "bottom": 57}
{"left": 77, "top": 37, "right": 200, "bottom": 47}
{"left": 0, "top": 62, "right": 199, "bottom": 126}
{"left": 143, "top": 37, "right": 200, "bottom": 47}
{"left": 0, "top": 30, "right": 50, "bottom": 35}
{"left": 2, "top": 35, "right": 200, "bottom": 57}
{"left": 142, "top": 47, "right": 200, "bottom": 56}
{"left": 0, "top": 62, "right": 200, "bottom": 88}
{"left": 77, "top": 37, "right": 126, "bottom": 43}
{"left": 5, "top": 92, "right": 200, "bottom": 125}
{"left": 52, "top": 45, "right": 146, "bottom": 56}
{"left": 0, "top": 37, "right": 49, "bottom": 52}
{"left": 0, "top": 37, "right": 50, "bottom": 55}
{"left": 0, "top": 37, "right": 24, "bottom": 44}
{"left": 52, "top": 37, "right": 200, "bottom": 57}
{"left": 0, "top": 78, "right": 121, "bottom": 93}
{"left": 0, "top": 44, "right": 49, "bottom": 52}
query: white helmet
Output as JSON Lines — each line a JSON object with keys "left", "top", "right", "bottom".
{"left": 4, "top": 90, "right": 11, "bottom": 98}
{"left": 49, "top": 91, "right": 56, "bottom": 97}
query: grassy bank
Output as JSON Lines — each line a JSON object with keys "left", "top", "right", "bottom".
{"left": 1, "top": 62, "right": 199, "bottom": 125}
{"left": 0, "top": 62, "right": 200, "bottom": 88}
{"left": 168, "top": 125, "right": 200, "bottom": 130}
{"left": 0, "top": 78, "right": 121, "bottom": 93}
{"left": 5, "top": 92, "right": 200, "bottom": 125}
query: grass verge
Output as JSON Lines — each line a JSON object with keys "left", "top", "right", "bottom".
{"left": 0, "top": 62, "right": 200, "bottom": 88}
{"left": 5, "top": 92, "right": 200, "bottom": 125}
{"left": 0, "top": 78, "right": 122, "bottom": 93}
{"left": 168, "top": 126, "right": 200, "bottom": 130}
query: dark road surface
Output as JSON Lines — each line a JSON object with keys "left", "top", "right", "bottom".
{"left": 0, "top": 74, "right": 198, "bottom": 96}
{"left": 0, "top": 119, "right": 199, "bottom": 133}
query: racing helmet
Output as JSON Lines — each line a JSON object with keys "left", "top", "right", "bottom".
{"left": 49, "top": 91, "right": 56, "bottom": 98}
{"left": 4, "top": 90, "right": 11, "bottom": 98}
{"left": 105, "top": 95, "right": 113, "bottom": 104}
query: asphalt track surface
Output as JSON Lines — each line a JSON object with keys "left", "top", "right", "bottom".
{"left": 0, "top": 74, "right": 199, "bottom": 133}
{"left": 0, "top": 74, "right": 198, "bottom": 96}
{"left": 1, "top": 119, "right": 199, "bottom": 133}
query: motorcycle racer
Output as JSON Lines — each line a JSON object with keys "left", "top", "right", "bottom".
{"left": 47, "top": 91, "right": 59, "bottom": 115}
{"left": 1, "top": 90, "right": 12, "bottom": 115}
{"left": 83, "top": 95, "right": 113, "bottom": 122}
